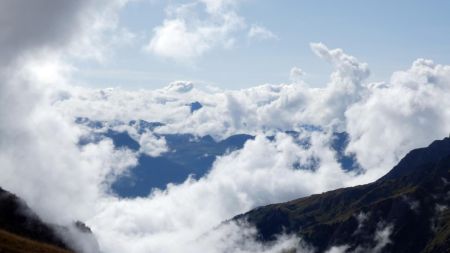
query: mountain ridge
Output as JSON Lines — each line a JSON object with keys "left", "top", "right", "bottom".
{"left": 234, "top": 137, "right": 450, "bottom": 253}
{"left": 76, "top": 117, "right": 360, "bottom": 197}
{"left": 0, "top": 186, "right": 75, "bottom": 252}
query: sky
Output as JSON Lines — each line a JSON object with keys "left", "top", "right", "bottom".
{"left": 2, "top": 1, "right": 450, "bottom": 253}
{"left": 74, "top": 0, "right": 450, "bottom": 89}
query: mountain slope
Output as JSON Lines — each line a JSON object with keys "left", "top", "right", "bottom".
{"left": 0, "top": 229, "right": 72, "bottom": 253}
{"left": 0, "top": 187, "right": 74, "bottom": 253}
{"left": 235, "top": 138, "right": 450, "bottom": 253}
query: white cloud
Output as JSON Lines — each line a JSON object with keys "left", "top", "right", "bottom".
{"left": 309, "top": 42, "right": 370, "bottom": 130}
{"left": 311, "top": 42, "right": 370, "bottom": 85}
{"left": 58, "top": 43, "right": 370, "bottom": 139}
{"left": 145, "top": 0, "right": 277, "bottom": 61}
{"left": 53, "top": 43, "right": 450, "bottom": 184}
{"left": 146, "top": 18, "right": 212, "bottom": 61}
{"left": 145, "top": 1, "right": 245, "bottom": 61}
{"left": 67, "top": 0, "right": 135, "bottom": 62}
{"left": 345, "top": 58, "right": 450, "bottom": 180}
{"left": 164, "top": 80, "right": 195, "bottom": 93}
{"left": 248, "top": 24, "right": 278, "bottom": 41}
{"left": 139, "top": 132, "right": 168, "bottom": 157}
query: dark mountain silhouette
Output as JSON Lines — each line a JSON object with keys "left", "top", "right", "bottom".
{"left": 234, "top": 137, "right": 450, "bottom": 253}
{"left": 0, "top": 187, "right": 73, "bottom": 253}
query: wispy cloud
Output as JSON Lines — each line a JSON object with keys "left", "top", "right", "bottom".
{"left": 248, "top": 24, "right": 278, "bottom": 41}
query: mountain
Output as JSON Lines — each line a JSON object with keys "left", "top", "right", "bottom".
{"left": 234, "top": 138, "right": 450, "bottom": 253}
{"left": 110, "top": 132, "right": 254, "bottom": 197}
{"left": 76, "top": 118, "right": 255, "bottom": 197}
{"left": 0, "top": 187, "right": 73, "bottom": 253}
{"left": 110, "top": 130, "right": 359, "bottom": 198}
{"left": 76, "top": 118, "right": 360, "bottom": 198}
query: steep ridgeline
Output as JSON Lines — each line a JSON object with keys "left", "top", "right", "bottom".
{"left": 235, "top": 138, "right": 450, "bottom": 253}
{"left": 0, "top": 187, "right": 73, "bottom": 253}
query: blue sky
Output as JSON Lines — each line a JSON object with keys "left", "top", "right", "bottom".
{"left": 75, "top": 0, "right": 450, "bottom": 89}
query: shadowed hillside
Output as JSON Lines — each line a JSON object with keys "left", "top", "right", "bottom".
{"left": 235, "top": 138, "right": 450, "bottom": 253}
{"left": 0, "top": 187, "right": 74, "bottom": 253}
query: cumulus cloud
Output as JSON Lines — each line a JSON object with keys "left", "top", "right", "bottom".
{"left": 164, "top": 80, "right": 195, "bottom": 93}
{"left": 309, "top": 42, "right": 370, "bottom": 130}
{"left": 57, "top": 43, "right": 370, "bottom": 139}
{"left": 145, "top": 0, "right": 278, "bottom": 61}
{"left": 138, "top": 132, "right": 168, "bottom": 157}
{"left": 145, "top": 1, "right": 245, "bottom": 61}
{"left": 52, "top": 41, "right": 450, "bottom": 188}
{"left": 248, "top": 24, "right": 278, "bottom": 41}
{"left": 345, "top": 58, "right": 450, "bottom": 179}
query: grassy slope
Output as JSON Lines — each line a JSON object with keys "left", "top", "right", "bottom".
{"left": 0, "top": 229, "right": 72, "bottom": 253}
